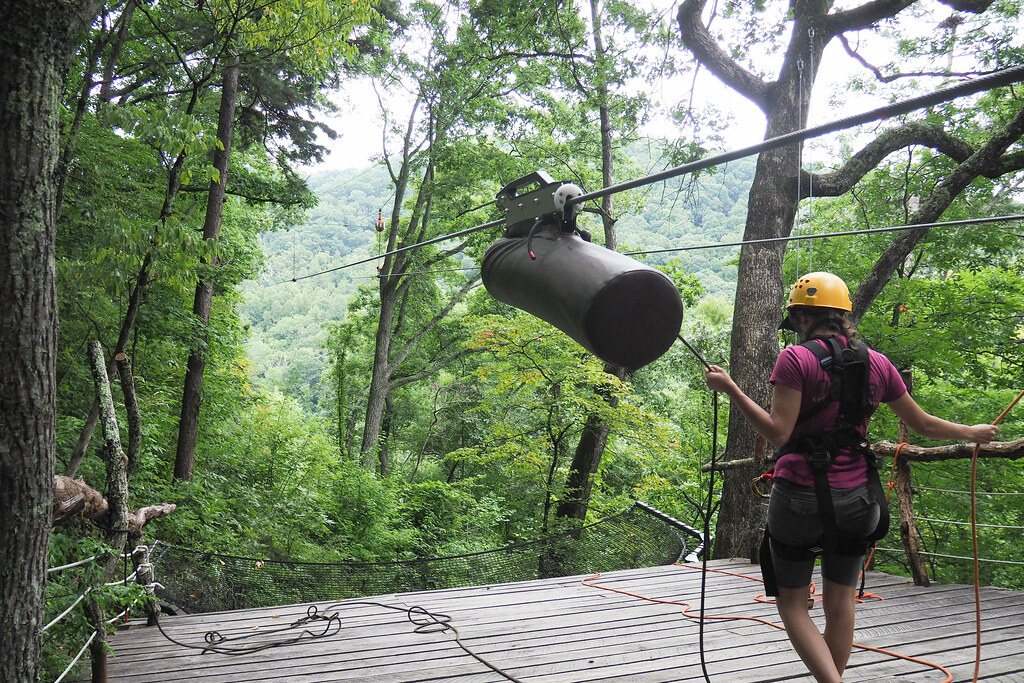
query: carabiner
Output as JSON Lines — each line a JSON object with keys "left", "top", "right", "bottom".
{"left": 751, "top": 472, "right": 773, "bottom": 499}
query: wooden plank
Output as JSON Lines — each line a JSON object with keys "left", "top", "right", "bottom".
{"left": 98, "top": 559, "right": 1024, "bottom": 683}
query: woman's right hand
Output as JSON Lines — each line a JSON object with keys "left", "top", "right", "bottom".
{"left": 967, "top": 423, "right": 1000, "bottom": 445}
{"left": 704, "top": 365, "right": 736, "bottom": 395}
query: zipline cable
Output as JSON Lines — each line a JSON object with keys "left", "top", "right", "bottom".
{"left": 287, "top": 213, "right": 1024, "bottom": 285}
{"left": 283, "top": 65, "right": 1024, "bottom": 286}
{"left": 567, "top": 64, "right": 1024, "bottom": 208}
{"left": 288, "top": 218, "right": 504, "bottom": 282}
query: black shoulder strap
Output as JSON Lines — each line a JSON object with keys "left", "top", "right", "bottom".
{"left": 834, "top": 338, "right": 871, "bottom": 426}
{"left": 792, "top": 337, "right": 840, "bottom": 426}
{"left": 793, "top": 336, "right": 870, "bottom": 427}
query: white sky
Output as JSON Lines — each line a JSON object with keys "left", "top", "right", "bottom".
{"left": 309, "top": 76, "right": 771, "bottom": 174}
{"left": 305, "top": 6, "right": 948, "bottom": 175}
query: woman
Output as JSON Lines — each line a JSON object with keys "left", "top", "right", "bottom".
{"left": 704, "top": 271, "right": 998, "bottom": 683}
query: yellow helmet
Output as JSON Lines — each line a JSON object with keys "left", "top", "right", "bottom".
{"left": 786, "top": 272, "right": 852, "bottom": 311}
{"left": 780, "top": 272, "right": 851, "bottom": 330}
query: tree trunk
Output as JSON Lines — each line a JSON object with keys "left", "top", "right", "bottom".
{"left": 554, "top": 1, "right": 622, "bottom": 524}
{"left": 174, "top": 54, "right": 240, "bottom": 480}
{"left": 677, "top": 0, "right": 829, "bottom": 560}
{"left": 556, "top": 364, "right": 626, "bottom": 521}
{"left": 360, "top": 286, "right": 398, "bottom": 468}
{"left": 0, "top": 2, "right": 95, "bottom": 679}
{"left": 86, "top": 341, "right": 131, "bottom": 680}
{"left": 714, "top": 121, "right": 805, "bottom": 560}
{"left": 358, "top": 99, "right": 418, "bottom": 467}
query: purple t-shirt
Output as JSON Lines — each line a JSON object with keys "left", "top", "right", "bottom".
{"left": 770, "top": 336, "right": 907, "bottom": 488}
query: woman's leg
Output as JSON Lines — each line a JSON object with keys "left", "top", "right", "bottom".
{"left": 821, "top": 578, "right": 857, "bottom": 674}
{"left": 775, "top": 585, "right": 843, "bottom": 683}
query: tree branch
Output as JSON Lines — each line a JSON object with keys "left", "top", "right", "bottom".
{"left": 676, "top": 0, "right": 769, "bottom": 110}
{"left": 115, "top": 353, "right": 141, "bottom": 479}
{"left": 179, "top": 185, "right": 312, "bottom": 206}
{"left": 873, "top": 438, "right": 1024, "bottom": 461}
{"left": 823, "top": 0, "right": 917, "bottom": 38}
{"left": 390, "top": 346, "right": 483, "bottom": 389}
{"left": 481, "top": 50, "right": 590, "bottom": 62}
{"left": 390, "top": 275, "right": 481, "bottom": 369}
{"left": 702, "top": 437, "right": 1024, "bottom": 471}
{"left": 851, "top": 104, "right": 1024, "bottom": 322}
{"left": 807, "top": 120, "right": 973, "bottom": 197}
{"left": 52, "top": 475, "right": 177, "bottom": 533}
{"left": 835, "top": 33, "right": 992, "bottom": 83}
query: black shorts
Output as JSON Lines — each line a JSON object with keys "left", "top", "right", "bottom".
{"left": 767, "top": 478, "right": 880, "bottom": 589}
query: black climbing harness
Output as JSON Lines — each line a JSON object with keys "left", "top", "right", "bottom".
{"left": 759, "top": 335, "right": 890, "bottom": 596}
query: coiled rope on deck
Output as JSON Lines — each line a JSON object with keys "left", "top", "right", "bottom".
{"left": 151, "top": 600, "right": 526, "bottom": 682}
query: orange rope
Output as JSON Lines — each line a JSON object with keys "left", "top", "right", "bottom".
{"left": 581, "top": 563, "right": 952, "bottom": 681}
{"left": 970, "top": 388, "right": 1024, "bottom": 683}
{"left": 861, "top": 441, "right": 907, "bottom": 575}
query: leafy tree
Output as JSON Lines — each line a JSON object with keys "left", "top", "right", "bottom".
{"left": 174, "top": 0, "right": 377, "bottom": 479}
{"left": 676, "top": 0, "right": 1024, "bottom": 559}
{"left": 1, "top": 2, "right": 100, "bottom": 679}
{"left": 450, "top": 310, "right": 683, "bottom": 536}
{"left": 354, "top": 0, "right": 562, "bottom": 470}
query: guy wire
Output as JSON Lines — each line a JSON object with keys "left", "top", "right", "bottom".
{"left": 625, "top": 214, "right": 1024, "bottom": 258}
{"left": 567, "top": 64, "right": 1024, "bottom": 208}
{"left": 284, "top": 64, "right": 1024, "bottom": 285}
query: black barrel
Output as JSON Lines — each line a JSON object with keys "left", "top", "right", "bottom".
{"left": 482, "top": 226, "right": 682, "bottom": 371}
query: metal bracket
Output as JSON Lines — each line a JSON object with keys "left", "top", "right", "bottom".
{"left": 496, "top": 171, "right": 583, "bottom": 237}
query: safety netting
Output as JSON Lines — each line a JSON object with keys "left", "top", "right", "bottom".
{"left": 151, "top": 502, "right": 703, "bottom": 613}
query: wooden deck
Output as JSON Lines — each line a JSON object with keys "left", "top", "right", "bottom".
{"left": 101, "top": 559, "right": 1024, "bottom": 682}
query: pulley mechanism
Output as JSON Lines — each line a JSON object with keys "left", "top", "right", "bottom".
{"left": 483, "top": 171, "right": 683, "bottom": 372}
{"left": 495, "top": 170, "right": 586, "bottom": 239}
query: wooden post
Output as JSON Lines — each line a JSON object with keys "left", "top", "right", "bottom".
{"left": 132, "top": 545, "right": 161, "bottom": 627}
{"left": 84, "top": 598, "right": 107, "bottom": 683}
{"left": 894, "top": 370, "right": 930, "bottom": 586}
{"left": 87, "top": 341, "right": 131, "bottom": 681}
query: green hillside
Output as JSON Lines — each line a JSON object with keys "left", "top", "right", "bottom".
{"left": 240, "top": 154, "right": 756, "bottom": 410}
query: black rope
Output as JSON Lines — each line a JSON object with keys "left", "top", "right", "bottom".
{"left": 699, "top": 377, "right": 720, "bottom": 683}
{"left": 150, "top": 603, "right": 340, "bottom": 655}
{"left": 678, "top": 335, "right": 712, "bottom": 371}
{"left": 151, "top": 600, "right": 525, "bottom": 682}
{"left": 676, "top": 333, "right": 718, "bottom": 683}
